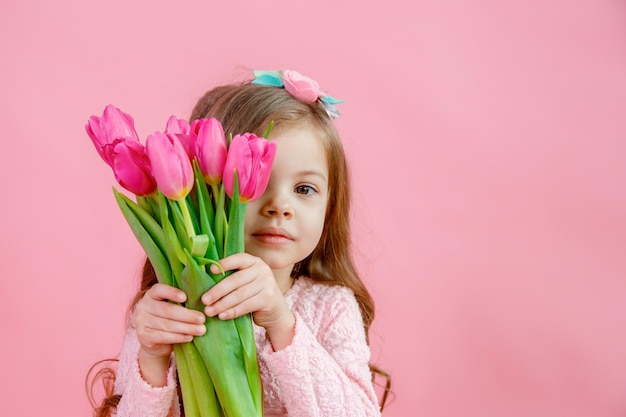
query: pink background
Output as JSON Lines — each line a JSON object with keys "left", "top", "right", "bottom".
{"left": 1, "top": 1, "right": 625, "bottom": 416}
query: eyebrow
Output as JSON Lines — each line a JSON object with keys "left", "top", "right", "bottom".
{"left": 297, "top": 170, "right": 328, "bottom": 183}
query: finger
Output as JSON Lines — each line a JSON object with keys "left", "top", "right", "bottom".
{"left": 137, "top": 290, "right": 204, "bottom": 325}
{"left": 209, "top": 253, "right": 258, "bottom": 275}
{"left": 204, "top": 281, "right": 262, "bottom": 318}
{"left": 143, "top": 316, "right": 207, "bottom": 337}
{"left": 141, "top": 327, "right": 196, "bottom": 345}
{"left": 145, "top": 301, "right": 206, "bottom": 325}
{"left": 202, "top": 266, "right": 258, "bottom": 305}
{"left": 213, "top": 296, "right": 263, "bottom": 320}
{"left": 147, "top": 283, "right": 187, "bottom": 303}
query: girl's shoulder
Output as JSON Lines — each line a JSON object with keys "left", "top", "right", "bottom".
{"left": 285, "top": 276, "right": 364, "bottom": 338}
{"left": 287, "top": 276, "right": 358, "bottom": 309}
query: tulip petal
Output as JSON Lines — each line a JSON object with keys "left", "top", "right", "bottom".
{"left": 102, "top": 104, "right": 139, "bottom": 142}
{"left": 165, "top": 115, "right": 190, "bottom": 135}
{"left": 107, "top": 139, "right": 156, "bottom": 196}
{"left": 223, "top": 133, "right": 276, "bottom": 203}
{"left": 146, "top": 132, "right": 194, "bottom": 200}
{"left": 194, "top": 118, "right": 227, "bottom": 185}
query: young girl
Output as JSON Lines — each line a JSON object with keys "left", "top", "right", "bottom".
{"left": 91, "top": 70, "right": 388, "bottom": 416}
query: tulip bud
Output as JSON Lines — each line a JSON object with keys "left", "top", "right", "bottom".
{"left": 103, "top": 138, "right": 156, "bottom": 196}
{"left": 223, "top": 133, "right": 276, "bottom": 202}
{"left": 165, "top": 115, "right": 192, "bottom": 158}
{"left": 86, "top": 105, "right": 140, "bottom": 164}
{"left": 146, "top": 132, "right": 194, "bottom": 201}
{"left": 192, "top": 118, "right": 228, "bottom": 185}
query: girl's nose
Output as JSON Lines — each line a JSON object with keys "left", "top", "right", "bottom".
{"left": 263, "top": 196, "right": 293, "bottom": 218}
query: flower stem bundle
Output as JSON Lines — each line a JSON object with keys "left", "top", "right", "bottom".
{"left": 86, "top": 105, "right": 276, "bottom": 416}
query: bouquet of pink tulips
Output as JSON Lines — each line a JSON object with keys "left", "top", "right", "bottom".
{"left": 86, "top": 105, "right": 276, "bottom": 417}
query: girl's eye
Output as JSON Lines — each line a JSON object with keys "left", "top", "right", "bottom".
{"left": 295, "top": 185, "right": 316, "bottom": 196}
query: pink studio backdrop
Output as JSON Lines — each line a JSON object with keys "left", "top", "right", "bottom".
{"left": 1, "top": 1, "right": 625, "bottom": 416}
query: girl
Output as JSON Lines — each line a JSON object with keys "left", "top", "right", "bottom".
{"left": 90, "top": 70, "right": 388, "bottom": 416}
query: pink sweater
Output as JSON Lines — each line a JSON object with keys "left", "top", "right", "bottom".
{"left": 113, "top": 276, "right": 381, "bottom": 417}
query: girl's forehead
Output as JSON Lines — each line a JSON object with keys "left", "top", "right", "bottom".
{"left": 270, "top": 126, "right": 325, "bottom": 149}
{"left": 270, "top": 127, "right": 329, "bottom": 174}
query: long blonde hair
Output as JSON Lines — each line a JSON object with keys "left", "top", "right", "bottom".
{"left": 88, "top": 81, "right": 391, "bottom": 415}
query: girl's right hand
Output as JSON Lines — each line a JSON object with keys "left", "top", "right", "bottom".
{"left": 134, "top": 283, "right": 206, "bottom": 386}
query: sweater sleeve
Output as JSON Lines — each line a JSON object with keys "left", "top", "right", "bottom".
{"left": 114, "top": 321, "right": 181, "bottom": 417}
{"left": 258, "top": 287, "right": 381, "bottom": 417}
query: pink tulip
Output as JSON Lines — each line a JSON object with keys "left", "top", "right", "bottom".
{"left": 165, "top": 115, "right": 192, "bottom": 158}
{"left": 282, "top": 70, "right": 323, "bottom": 103}
{"left": 223, "top": 133, "right": 276, "bottom": 202}
{"left": 86, "top": 105, "right": 140, "bottom": 164}
{"left": 102, "top": 138, "right": 156, "bottom": 196}
{"left": 146, "top": 132, "right": 194, "bottom": 201}
{"left": 191, "top": 118, "right": 228, "bottom": 185}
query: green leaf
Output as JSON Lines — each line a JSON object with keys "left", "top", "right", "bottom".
{"left": 215, "top": 185, "right": 226, "bottom": 260}
{"left": 179, "top": 251, "right": 262, "bottom": 417}
{"left": 184, "top": 192, "right": 200, "bottom": 233}
{"left": 168, "top": 198, "right": 191, "bottom": 251}
{"left": 119, "top": 194, "right": 166, "bottom": 253}
{"left": 173, "top": 344, "right": 201, "bottom": 417}
{"left": 224, "top": 173, "right": 246, "bottom": 258}
{"left": 194, "top": 256, "right": 225, "bottom": 273}
{"left": 158, "top": 192, "right": 183, "bottom": 280}
{"left": 262, "top": 120, "right": 275, "bottom": 139}
{"left": 179, "top": 249, "right": 215, "bottom": 311}
{"left": 192, "top": 160, "right": 215, "bottom": 233}
{"left": 234, "top": 314, "right": 263, "bottom": 413}
{"left": 135, "top": 195, "right": 154, "bottom": 218}
{"left": 190, "top": 234, "right": 209, "bottom": 257}
{"left": 147, "top": 196, "right": 161, "bottom": 224}
{"left": 191, "top": 160, "right": 220, "bottom": 263}
{"left": 178, "top": 342, "right": 222, "bottom": 417}
{"left": 113, "top": 189, "right": 172, "bottom": 287}
{"left": 117, "top": 192, "right": 167, "bottom": 257}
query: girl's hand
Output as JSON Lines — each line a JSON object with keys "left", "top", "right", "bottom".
{"left": 134, "top": 283, "right": 206, "bottom": 385}
{"left": 201, "top": 253, "right": 296, "bottom": 350}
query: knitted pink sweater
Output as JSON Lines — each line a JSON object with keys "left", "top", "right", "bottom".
{"left": 113, "top": 276, "right": 381, "bottom": 416}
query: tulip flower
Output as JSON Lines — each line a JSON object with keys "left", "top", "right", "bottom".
{"left": 86, "top": 107, "right": 267, "bottom": 417}
{"left": 86, "top": 105, "right": 140, "bottom": 164}
{"left": 223, "top": 133, "right": 276, "bottom": 202}
{"left": 165, "top": 115, "right": 192, "bottom": 158}
{"left": 146, "top": 132, "right": 194, "bottom": 201}
{"left": 103, "top": 139, "right": 156, "bottom": 196}
{"left": 191, "top": 118, "right": 228, "bottom": 185}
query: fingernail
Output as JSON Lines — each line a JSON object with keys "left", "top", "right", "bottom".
{"left": 205, "top": 306, "right": 216, "bottom": 316}
{"left": 196, "top": 325, "right": 206, "bottom": 335}
{"left": 210, "top": 264, "right": 219, "bottom": 273}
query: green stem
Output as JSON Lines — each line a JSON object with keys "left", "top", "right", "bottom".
{"left": 180, "top": 342, "right": 222, "bottom": 417}
{"left": 173, "top": 344, "right": 201, "bottom": 417}
{"left": 178, "top": 199, "right": 195, "bottom": 238}
{"left": 210, "top": 184, "right": 220, "bottom": 208}
{"left": 215, "top": 186, "right": 226, "bottom": 259}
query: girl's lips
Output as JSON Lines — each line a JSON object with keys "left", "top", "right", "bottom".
{"left": 251, "top": 227, "right": 294, "bottom": 243}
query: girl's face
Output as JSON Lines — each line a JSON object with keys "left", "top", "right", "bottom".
{"left": 244, "top": 126, "right": 329, "bottom": 285}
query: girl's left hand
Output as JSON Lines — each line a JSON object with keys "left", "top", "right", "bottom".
{"left": 201, "top": 253, "right": 294, "bottom": 334}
